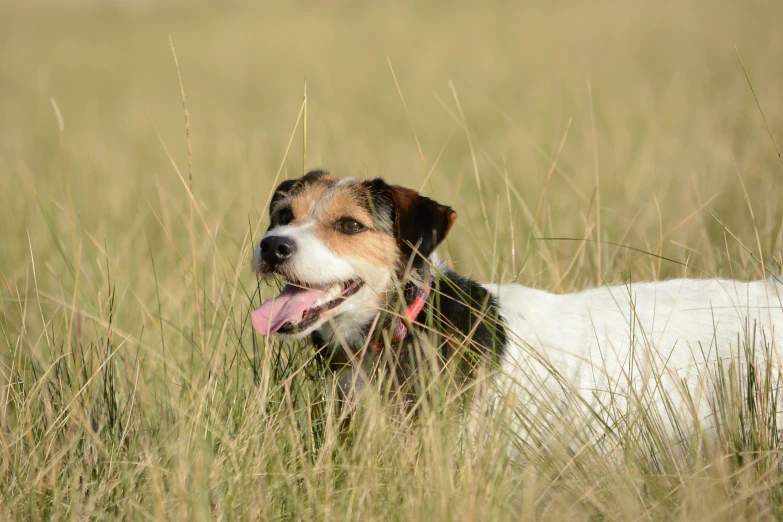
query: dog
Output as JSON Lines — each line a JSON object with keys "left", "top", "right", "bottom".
{"left": 251, "top": 170, "right": 783, "bottom": 437}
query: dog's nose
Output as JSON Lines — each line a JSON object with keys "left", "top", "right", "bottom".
{"left": 260, "top": 236, "right": 296, "bottom": 266}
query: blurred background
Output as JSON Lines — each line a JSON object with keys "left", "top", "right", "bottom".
{"left": 2, "top": 2, "right": 783, "bottom": 518}
{"left": 2, "top": 0, "right": 783, "bottom": 289}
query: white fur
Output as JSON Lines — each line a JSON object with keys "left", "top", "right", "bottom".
{"left": 254, "top": 221, "right": 393, "bottom": 342}
{"left": 485, "top": 278, "right": 783, "bottom": 438}
{"left": 255, "top": 222, "right": 355, "bottom": 285}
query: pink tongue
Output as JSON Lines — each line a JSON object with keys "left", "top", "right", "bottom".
{"left": 251, "top": 284, "right": 329, "bottom": 335}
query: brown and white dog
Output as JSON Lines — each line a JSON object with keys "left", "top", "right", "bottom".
{"left": 252, "top": 170, "right": 783, "bottom": 431}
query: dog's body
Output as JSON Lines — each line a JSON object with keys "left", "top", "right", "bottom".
{"left": 251, "top": 171, "right": 783, "bottom": 435}
{"left": 490, "top": 277, "right": 782, "bottom": 435}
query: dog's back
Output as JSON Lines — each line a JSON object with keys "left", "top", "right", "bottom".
{"left": 485, "top": 278, "right": 783, "bottom": 438}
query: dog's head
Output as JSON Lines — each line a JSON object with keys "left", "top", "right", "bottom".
{"left": 250, "top": 170, "right": 457, "bottom": 342}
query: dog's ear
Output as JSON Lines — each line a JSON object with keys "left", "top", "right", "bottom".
{"left": 366, "top": 178, "right": 457, "bottom": 268}
{"left": 268, "top": 169, "right": 331, "bottom": 216}
{"left": 269, "top": 179, "right": 297, "bottom": 216}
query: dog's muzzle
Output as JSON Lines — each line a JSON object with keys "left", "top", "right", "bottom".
{"left": 259, "top": 236, "right": 296, "bottom": 267}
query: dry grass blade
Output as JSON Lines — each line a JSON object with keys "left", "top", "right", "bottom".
{"left": 2, "top": 1, "right": 783, "bottom": 520}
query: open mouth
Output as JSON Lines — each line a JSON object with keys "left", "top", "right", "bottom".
{"left": 251, "top": 279, "right": 364, "bottom": 335}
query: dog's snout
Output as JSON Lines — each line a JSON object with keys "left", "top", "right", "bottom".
{"left": 260, "top": 236, "right": 296, "bottom": 266}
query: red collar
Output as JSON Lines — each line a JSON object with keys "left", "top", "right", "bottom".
{"left": 369, "top": 274, "right": 433, "bottom": 352}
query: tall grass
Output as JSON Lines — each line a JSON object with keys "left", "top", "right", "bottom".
{"left": 2, "top": 0, "right": 783, "bottom": 519}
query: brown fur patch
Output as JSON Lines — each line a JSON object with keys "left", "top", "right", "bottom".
{"left": 273, "top": 174, "right": 338, "bottom": 221}
{"left": 273, "top": 178, "right": 400, "bottom": 270}
{"left": 269, "top": 174, "right": 456, "bottom": 279}
{"left": 313, "top": 182, "right": 399, "bottom": 268}
{"left": 288, "top": 183, "right": 331, "bottom": 221}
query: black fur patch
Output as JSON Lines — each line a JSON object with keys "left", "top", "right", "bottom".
{"left": 298, "top": 169, "right": 330, "bottom": 185}
{"left": 363, "top": 178, "right": 396, "bottom": 234}
{"left": 269, "top": 179, "right": 298, "bottom": 216}
{"left": 364, "top": 177, "right": 456, "bottom": 270}
{"left": 312, "top": 268, "right": 507, "bottom": 379}
{"left": 421, "top": 268, "right": 507, "bottom": 366}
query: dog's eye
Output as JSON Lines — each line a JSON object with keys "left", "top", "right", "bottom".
{"left": 335, "top": 217, "right": 366, "bottom": 235}
{"left": 277, "top": 208, "right": 294, "bottom": 226}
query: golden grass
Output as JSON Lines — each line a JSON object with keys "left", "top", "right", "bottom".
{"left": 1, "top": 0, "right": 783, "bottom": 519}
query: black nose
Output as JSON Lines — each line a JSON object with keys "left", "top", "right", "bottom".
{"left": 260, "top": 236, "right": 296, "bottom": 266}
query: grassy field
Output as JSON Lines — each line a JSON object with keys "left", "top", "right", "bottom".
{"left": 2, "top": 0, "right": 783, "bottom": 519}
